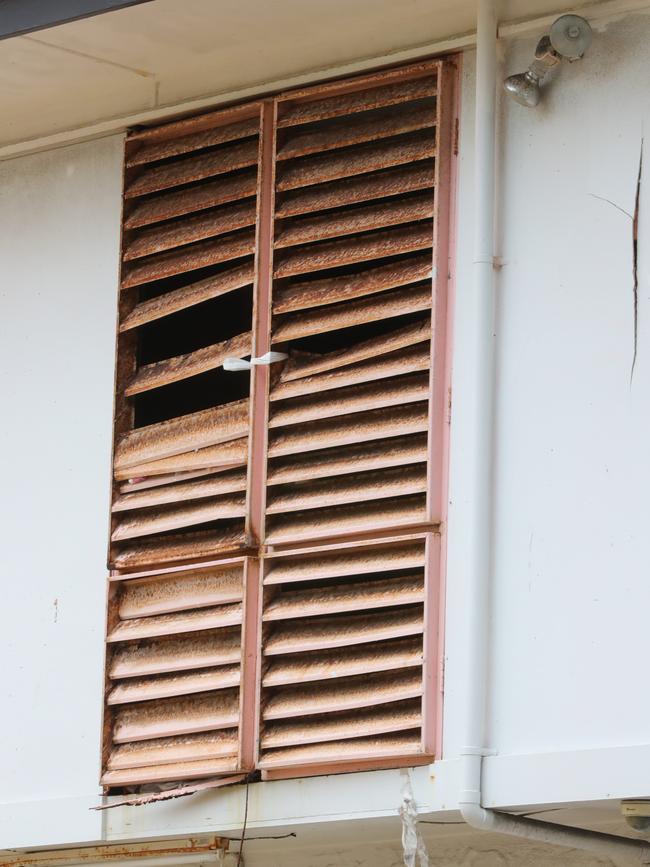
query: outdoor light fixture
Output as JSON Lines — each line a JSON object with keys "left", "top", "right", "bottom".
{"left": 503, "top": 14, "right": 593, "bottom": 107}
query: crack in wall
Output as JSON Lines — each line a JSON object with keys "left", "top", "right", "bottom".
{"left": 631, "top": 138, "right": 643, "bottom": 383}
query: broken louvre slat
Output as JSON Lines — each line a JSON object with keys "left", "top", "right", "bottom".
{"left": 273, "top": 254, "right": 431, "bottom": 314}
{"left": 120, "top": 262, "right": 254, "bottom": 330}
{"left": 275, "top": 163, "right": 435, "bottom": 218}
{"left": 118, "top": 466, "right": 228, "bottom": 493}
{"left": 277, "top": 76, "right": 437, "bottom": 127}
{"left": 270, "top": 342, "right": 430, "bottom": 400}
{"left": 262, "top": 637, "right": 423, "bottom": 687}
{"left": 114, "top": 438, "right": 249, "bottom": 481}
{"left": 109, "top": 628, "right": 242, "bottom": 678}
{"left": 274, "top": 193, "right": 434, "bottom": 249}
{"left": 124, "top": 201, "right": 257, "bottom": 260}
{"left": 127, "top": 116, "right": 260, "bottom": 166}
{"left": 124, "top": 170, "right": 258, "bottom": 228}
{"left": 111, "top": 525, "right": 248, "bottom": 569}
{"left": 125, "top": 138, "right": 260, "bottom": 198}
{"left": 273, "top": 222, "right": 432, "bottom": 278}
{"left": 122, "top": 229, "right": 256, "bottom": 287}
{"left": 113, "top": 468, "right": 248, "bottom": 512}
{"left": 277, "top": 103, "right": 435, "bottom": 161}
{"left": 276, "top": 131, "right": 435, "bottom": 191}
{"left": 106, "top": 730, "right": 240, "bottom": 770}
{"left": 118, "top": 565, "right": 244, "bottom": 619}
{"left": 266, "top": 464, "right": 427, "bottom": 515}
{"left": 107, "top": 666, "right": 241, "bottom": 705}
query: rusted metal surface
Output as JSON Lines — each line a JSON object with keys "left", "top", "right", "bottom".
{"left": 270, "top": 344, "right": 430, "bottom": 400}
{"left": 0, "top": 837, "right": 235, "bottom": 864}
{"left": 274, "top": 254, "right": 431, "bottom": 314}
{"left": 115, "top": 439, "right": 248, "bottom": 481}
{"left": 266, "top": 464, "right": 427, "bottom": 515}
{"left": 277, "top": 103, "right": 435, "bottom": 161}
{"left": 273, "top": 283, "right": 432, "bottom": 342}
{"left": 124, "top": 171, "right": 258, "bottom": 229}
{"left": 269, "top": 373, "right": 429, "bottom": 428}
{"left": 120, "top": 262, "right": 254, "bottom": 330}
{"left": 113, "top": 689, "right": 240, "bottom": 742}
{"left": 264, "top": 606, "right": 424, "bottom": 656}
{"left": 108, "top": 665, "right": 241, "bottom": 704}
{"left": 263, "top": 573, "right": 424, "bottom": 619}
{"left": 263, "top": 669, "right": 422, "bottom": 718}
{"left": 260, "top": 732, "right": 422, "bottom": 768}
{"left": 111, "top": 525, "right": 247, "bottom": 569}
{"left": 108, "top": 602, "right": 243, "bottom": 642}
{"left": 127, "top": 116, "right": 260, "bottom": 166}
{"left": 119, "top": 466, "right": 228, "bottom": 492}
{"left": 118, "top": 565, "right": 243, "bottom": 618}
{"left": 107, "top": 730, "right": 239, "bottom": 769}
{"left": 125, "top": 139, "right": 259, "bottom": 198}
{"left": 275, "top": 193, "right": 434, "bottom": 249}
{"left": 122, "top": 229, "right": 255, "bottom": 288}
{"left": 124, "top": 201, "right": 257, "bottom": 261}
{"left": 94, "top": 774, "right": 246, "bottom": 808}
{"left": 115, "top": 399, "right": 249, "bottom": 471}
{"left": 277, "top": 76, "right": 437, "bottom": 127}
{"left": 263, "top": 636, "right": 423, "bottom": 686}
{"left": 112, "top": 494, "right": 247, "bottom": 541}
{"left": 276, "top": 131, "right": 435, "bottom": 192}
{"left": 113, "top": 468, "right": 247, "bottom": 511}
{"left": 267, "top": 433, "right": 428, "bottom": 485}
{"left": 102, "top": 755, "right": 240, "bottom": 786}
{"left": 262, "top": 700, "right": 421, "bottom": 747}
{"left": 109, "top": 628, "right": 241, "bottom": 678}
{"left": 274, "top": 222, "right": 432, "bottom": 278}
{"left": 275, "top": 163, "right": 435, "bottom": 218}
{"left": 279, "top": 317, "right": 429, "bottom": 380}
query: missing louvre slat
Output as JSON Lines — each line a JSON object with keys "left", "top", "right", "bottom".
{"left": 276, "top": 131, "right": 435, "bottom": 192}
{"left": 127, "top": 116, "right": 260, "bottom": 166}
{"left": 277, "top": 103, "right": 436, "bottom": 161}
{"left": 277, "top": 76, "right": 437, "bottom": 128}
{"left": 125, "top": 139, "right": 259, "bottom": 198}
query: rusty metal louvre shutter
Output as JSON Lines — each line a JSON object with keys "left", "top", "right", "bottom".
{"left": 257, "top": 535, "right": 441, "bottom": 777}
{"left": 101, "top": 557, "right": 259, "bottom": 787}
{"left": 111, "top": 104, "right": 266, "bottom": 570}
{"left": 263, "top": 59, "right": 454, "bottom": 546}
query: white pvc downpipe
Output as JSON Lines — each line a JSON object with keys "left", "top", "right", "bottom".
{"left": 458, "top": 2, "right": 650, "bottom": 863}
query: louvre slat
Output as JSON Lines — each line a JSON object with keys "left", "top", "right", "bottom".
{"left": 115, "top": 399, "right": 249, "bottom": 472}
{"left": 263, "top": 574, "right": 424, "bottom": 620}
{"left": 277, "top": 76, "right": 437, "bottom": 127}
{"left": 124, "top": 201, "right": 257, "bottom": 261}
{"left": 127, "top": 117, "right": 260, "bottom": 166}
{"left": 107, "top": 730, "right": 239, "bottom": 770}
{"left": 269, "top": 374, "right": 429, "bottom": 428}
{"left": 120, "top": 262, "right": 253, "bottom": 331}
{"left": 277, "top": 131, "right": 435, "bottom": 192}
{"left": 274, "top": 223, "right": 432, "bottom": 278}
{"left": 268, "top": 403, "right": 428, "bottom": 458}
{"left": 259, "top": 732, "right": 422, "bottom": 768}
{"left": 119, "top": 466, "right": 228, "bottom": 493}
{"left": 267, "top": 433, "right": 428, "bottom": 485}
{"left": 262, "top": 700, "right": 421, "bottom": 748}
{"left": 112, "top": 494, "right": 247, "bottom": 541}
{"left": 262, "top": 669, "right": 421, "bottom": 718}
{"left": 266, "top": 464, "right": 426, "bottom": 515}
{"left": 113, "top": 468, "right": 247, "bottom": 512}
{"left": 124, "top": 171, "right": 257, "bottom": 229}
{"left": 119, "top": 566, "right": 243, "bottom": 619}
{"left": 273, "top": 283, "right": 431, "bottom": 342}
{"left": 279, "top": 318, "right": 430, "bottom": 381}
{"left": 271, "top": 343, "right": 430, "bottom": 401}
{"left": 109, "top": 629, "right": 241, "bottom": 678}
{"left": 263, "top": 637, "right": 423, "bottom": 686}
{"left": 107, "top": 603, "right": 242, "bottom": 642}
{"left": 277, "top": 103, "right": 435, "bottom": 161}
{"left": 122, "top": 229, "right": 255, "bottom": 288}
{"left": 265, "top": 607, "right": 423, "bottom": 654}
{"left": 265, "top": 493, "right": 427, "bottom": 543}
{"left": 115, "top": 439, "right": 248, "bottom": 481}
{"left": 108, "top": 666, "right": 241, "bottom": 705}
{"left": 275, "top": 194, "right": 434, "bottom": 250}
{"left": 274, "top": 255, "right": 431, "bottom": 314}
{"left": 125, "top": 139, "right": 259, "bottom": 198}
{"left": 113, "top": 690, "right": 240, "bottom": 742}
{"left": 264, "top": 539, "right": 424, "bottom": 585}
{"left": 111, "top": 525, "right": 247, "bottom": 569}
{"left": 276, "top": 163, "right": 435, "bottom": 218}
{"left": 101, "top": 755, "right": 239, "bottom": 786}
{"left": 126, "top": 332, "right": 253, "bottom": 396}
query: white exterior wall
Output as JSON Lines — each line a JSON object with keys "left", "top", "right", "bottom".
{"left": 1, "top": 7, "right": 650, "bottom": 862}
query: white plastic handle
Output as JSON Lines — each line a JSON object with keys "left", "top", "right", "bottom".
{"left": 223, "top": 351, "right": 288, "bottom": 372}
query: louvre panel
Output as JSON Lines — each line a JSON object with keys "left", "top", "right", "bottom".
{"left": 103, "top": 559, "right": 250, "bottom": 789}
{"left": 258, "top": 535, "right": 434, "bottom": 771}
